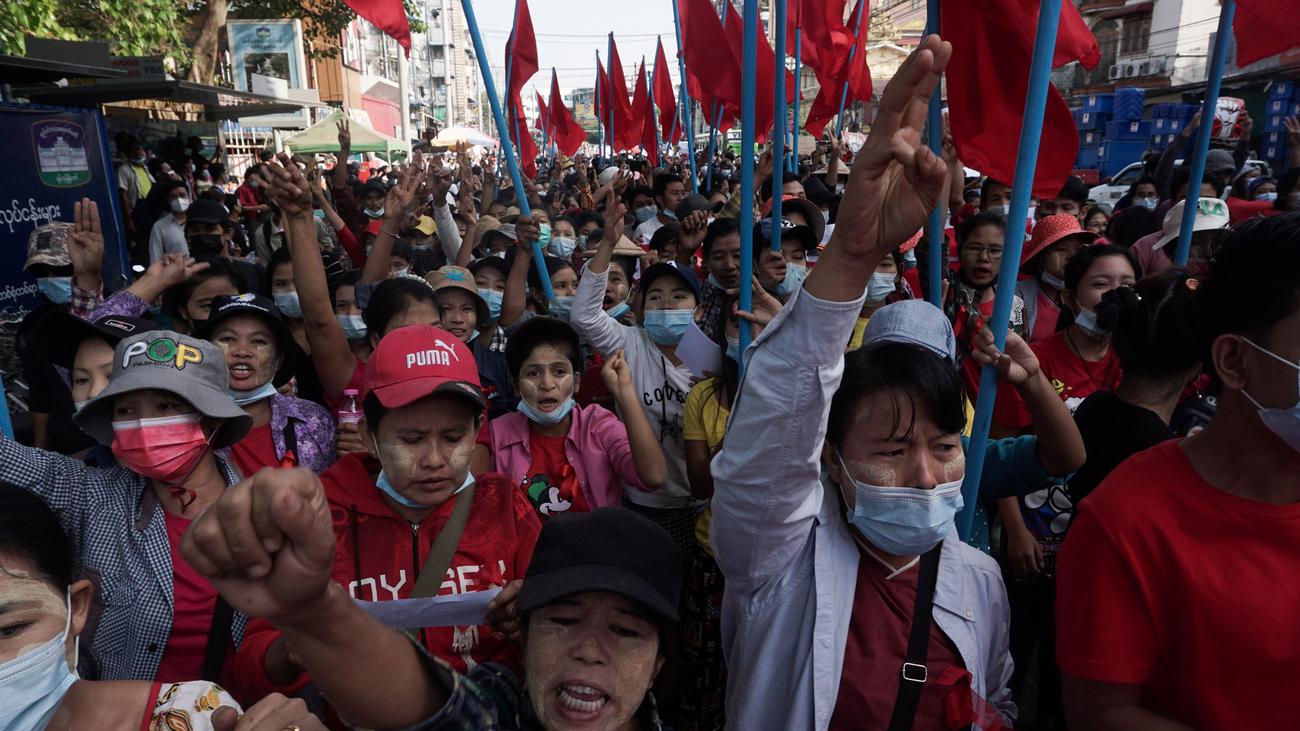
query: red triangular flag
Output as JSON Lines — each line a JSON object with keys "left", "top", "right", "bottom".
{"left": 607, "top": 36, "right": 636, "bottom": 152}
{"left": 550, "top": 69, "right": 587, "bottom": 157}
{"left": 677, "top": 0, "right": 743, "bottom": 117}
{"left": 721, "top": 3, "right": 794, "bottom": 144}
{"left": 626, "top": 60, "right": 649, "bottom": 151}
{"left": 1232, "top": 0, "right": 1300, "bottom": 67}
{"left": 594, "top": 58, "right": 609, "bottom": 141}
{"left": 653, "top": 38, "right": 680, "bottom": 144}
{"left": 508, "top": 93, "right": 538, "bottom": 179}
{"left": 535, "top": 91, "right": 549, "bottom": 133}
{"left": 801, "top": 0, "right": 871, "bottom": 140}
{"left": 506, "top": 0, "right": 539, "bottom": 101}
{"left": 944, "top": 0, "right": 1098, "bottom": 198}
{"left": 342, "top": 0, "right": 411, "bottom": 56}
{"left": 638, "top": 64, "right": 660, "bottom": 165}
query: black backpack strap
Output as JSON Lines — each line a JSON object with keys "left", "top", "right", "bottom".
{"left": 886, "top": 543, "right": 943, "bottom": 731}
{"left": 200, "top": 596, "right": 235, "bottom": 682}
{"left": 281, "top": 415, "right": 299, "bottom": 467}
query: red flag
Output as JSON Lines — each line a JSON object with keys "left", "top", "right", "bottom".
{"left": 1234, "top": 0, "right": 1300, "bottom": 67}
{"left": 549, "top": 69, "right": 587, "bottom": 157}
{"left": 677, "top": 0, "right": 743, "bottom": 115}
{"left": 607, "top": 36, "right": 636, "bottom": 151}
{"left": 944, "top": 0, "right": 1099, "bottom": 198}
{"left": 594, "top": 59, "right": 609, "bottom": 140}
{"left": 637, "top": 64, "right": 661, "bottom": 165}
{"left": 653, "top": 38, "right": 679, "bottom": 143}
{"left": 801, "top": 0, "right": 871, "bottom": 140}
{"left": 506, "top": 0, "right": 538, "bottom": 101}
{"left": 341, "top": 0, "right": 411, "bottom": 55}
{"left": 508, "top": 93, "right": 538, "bottom": 179}
{"left": 721, "top": 3, "right": 795, "bottom": 144}
{"left": 627, "top": 60, "right": 649, "bottom": 151}
{"left": 535, "top": 91, "right": 549, "bottom": 133}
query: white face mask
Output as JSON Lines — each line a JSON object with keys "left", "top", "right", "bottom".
{"left": 1241, "top": 338, "right": 1300, "bottom": 454}
{"left": 0, "top": 591, "right": 79, "bottom": 731}
{"left": 170, "top": 198, "right": 190, "bottom": 214}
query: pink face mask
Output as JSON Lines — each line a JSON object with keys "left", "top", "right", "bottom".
{"left": 111, "top": 414, "right": 213, "bottom": 510}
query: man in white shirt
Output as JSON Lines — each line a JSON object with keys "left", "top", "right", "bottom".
{"left": 148, "top": 180, "right": 190, "bottom": 263}
{"left": 633, "top": 173, "right": 688, "bottom": 242}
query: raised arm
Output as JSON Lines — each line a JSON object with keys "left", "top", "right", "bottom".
{"left": 68, "top": 198, "right": 105, "bottom": 315}
{"left": 602, "top": 350, "right": 667, "bottom": 489}
{"left": 361, "top": 165, "right": 424, "bottom": 285}
{"left": 499, "top": 235, "right": 533, "bottom": 328}
{"left": 331, "top": 120, "right": 352, "bottom": 193}
{"left": 264, "top": 156, "right": 357, "bottom": 401}
{"left": 569, "top": 185, "right": 631, "bottom": 358}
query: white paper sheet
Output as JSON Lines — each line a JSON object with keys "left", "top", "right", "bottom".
{"left": 355, "top": 587, "right": 501, "bottom": 629}
{"left": 677, "top": 319, "right": 722, "bottom": 378}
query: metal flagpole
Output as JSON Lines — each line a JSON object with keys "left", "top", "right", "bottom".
{"left": 770, "top": 0, "right": 787, "bottom": 246}
{"left": 608, "top": 34, "right": 616, "bottom": 161}
{"left": 790, "top": 28, "right": 801, "bottom": 174}
{"left": 956, "top": 0, "right": 1065, "bottom": 540}
{"left": 834, "top": 0, "right": 869, "bottom": 138}
{"left": 648, "top": 59, "right": 663, "bottom": 164}
{"left": 1174, "top": 0, "right": 1235, "bottom": 268}
{"left": 925, "top": 0, "right": 945, "bottom": 307}
{"left": 670, "top": 7, "right": 699, "bottom": 191}
{"left": 737, "top": 0, "right": 759, "bottom": 374}
{"left": 596, "top": 51, "right": 606, "bottom": 167}
{"left": 461, "top": 0, "right": 554, "bottom": 301}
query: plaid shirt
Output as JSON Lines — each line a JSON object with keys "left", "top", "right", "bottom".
{"left": 695, "top": 278, "right": 731, "bottom": 343}
{"left": 406, "top": 659, "right": 667, "bottom": 731}
{"left": 0, "top": 435, "right": 248, "bottom": 680}
{"left": 71, "top": 284, "right": 102, "bottom": 320}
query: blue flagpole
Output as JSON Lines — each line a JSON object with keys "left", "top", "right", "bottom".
{"left": 703, "top": 3, "right": 730, "bottom": 192}
{"left": 595, "top": 51, "right": 606, "bottom": 167}
{"left": 957, "top": 0, "right": 1065, "bottom": 540}
{"left": 790, "top": 29, "right": 801, "bottom": 174}
{"left": 770, "top": 0, "right": 787, "bottom": 248}
{"left": 669, "top": 9, "right": 698, "bottom": 192}
{"left": 737, "top": 0, "right": 758, "bottom": 374}
{"left": 1174, "top": 0, "right": 1235, "bottom": 267}
{"left": 925, "top": 1, "right": 945, "bottom": 307}
{"left": 500, "top": 49, "right": 513, "bottom": 180}
{"left": 648, "top": 59, "right": 663, "bottom": 164}
{"left": 461, "top": 0, "right": 553, "bottom": 302}
{"left": 834, "top": 0, "right": 868, "bottom": 138}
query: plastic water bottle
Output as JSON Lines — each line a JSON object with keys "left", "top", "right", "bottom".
{"left": 338, "top": 389, "right": 362, "bottom": 426}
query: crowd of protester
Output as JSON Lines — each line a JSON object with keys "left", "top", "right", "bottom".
{"left": 3, "top": 36, "right": 1298, "bottom": 731}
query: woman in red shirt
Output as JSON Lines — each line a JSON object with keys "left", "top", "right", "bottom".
{"left": 1015, "top": 214, "right": 1099, "bottom": 345}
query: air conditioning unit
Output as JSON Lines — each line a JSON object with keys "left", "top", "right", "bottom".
{"left": 1108, "top": 64, "right": 1124, "bottom": 80}
{"left": 1136, "top": 60, "right": 1152, "bottom": 76}
{"left": 1149, "top": 56, "right": 1167, "bottom": 74}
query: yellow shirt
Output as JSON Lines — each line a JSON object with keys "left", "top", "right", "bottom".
{"left": 132, "top": 163, "right": 153, "bottom": 200}
{"left": 684, "top": 377, "right": 731, "bottom": 552}
{"left": 848, "top": 316, "right": 870, "bottom": 350}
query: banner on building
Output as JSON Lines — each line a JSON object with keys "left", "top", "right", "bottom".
{"left": 228, "top": 20, "right": 311, "bottom": 128}
{"left": 0, "top": 105, "right": 127, "bottom": 311}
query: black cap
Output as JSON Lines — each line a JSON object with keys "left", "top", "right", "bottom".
{"left": 361, "top": 180, "right": 387, "bottom": 197}
{"left": 673, "top": 192, "right": 712, "bottom": 221}
{"left": 640, "top": 261, "right": 701, "bottom": 300}
{"left": 187, "top": 198, "right": 228, "bottom": 225}
{"left": 36, "top": 312, "right": 154, "bottom": 370}
{"left": 197, "top": 293, "right": 298, "bottom": 386}
{"left": 516, "top": 507, "right": 681, "bottom": 622}
{"left": 756, "top": 217, "right": 818, "bottom": 252}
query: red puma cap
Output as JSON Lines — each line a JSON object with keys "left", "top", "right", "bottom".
{"left": 363, "top": 325, "right": 483, "bottom": 409}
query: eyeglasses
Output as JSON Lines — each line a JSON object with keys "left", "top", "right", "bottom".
{"left": 964, "top": 245, "right": 1004, "bottom": 260}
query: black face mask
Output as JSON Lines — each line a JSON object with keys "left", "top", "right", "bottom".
{"left": 188, "top": 233, "right": 224, "bottom": 257}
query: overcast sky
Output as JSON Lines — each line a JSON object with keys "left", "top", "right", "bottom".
{"left": 471, "top": 0, "right": 684, "bottom": 100}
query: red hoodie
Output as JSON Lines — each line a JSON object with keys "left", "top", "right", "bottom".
{"left": 230, "top": 454, "right": 541, "bottom": 704}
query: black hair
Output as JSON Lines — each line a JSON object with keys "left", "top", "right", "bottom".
{"left": 0, "top": 484, "right": 75, "bottom": 588}
{"left": 1056, "top": 175, "right": 1089, "bottom": 205}
{"left": 264, "top": 246, "right": 293, "bottom": 293}
{"left": 362, "top": 277, "right": 437, "bottom": 337}
{"left": 1170, "top": 166, "right": 1227, "bottom": 200}
{"left": 702, "top": 217, "right": 740, "bottom": 258}
{"left": 609, "top": 255, "right": 638, "bottom": 283}
{"left": 955, "top": 210, "right": 1007, "bottom": 249}
{"left": 648, "top": 223, "right": 682, "bottom": 254}
{"left": 529, "top": 256, "right": 576, "bottom": 295}
{"left": 979, "top": 178, "right": 1010, "bottom": 210}
{"left": 505, "top": 316, "right": 582, "bottom": 379}
{"left": 1056, "top": 244, "right": 1141, "bottom": 330}
{"left": 553, "top": 215, "right": 576, "bottom": 233}
{"left": 575, "top": 211, "right": 603, "bottom": 231}
{"left": 1105, "top": 205, "right": 1161, "bottom": 248}
{"left": 391, "top": 240, "right": 413, "bottom": 264}
{"left": 654, "top": 173, "right": 683, "bottom": 200}
{"left": 165, "top": 257, "right": 245, "bottom": 323}
{"left": 1277, "top": 169, "right": 1300, "bottom": 208}
{"left": 1094, "top": 271, "right": 1201, "bottom": 377}
{"left": 624, "top": 185, "right": 655, "bottom": 208}
{"left": 330, "top": 268, "right": 364, "bottom": 310}
{"left": 1127, "top": 175, "right": 1159, "bottom": 198}
{"left": 827, "top": 342, "right": 967, "bottom": 449}
{"left": 1188, "top": 212, "right": 1300, "bottom": 375}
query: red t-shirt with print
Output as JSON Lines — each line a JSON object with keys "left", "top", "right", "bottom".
{"left": 521, "top": 431, "right": 590, "bottom": 518}
{"left": 157, "top": 511, "right": 219, "bottom": 683}
{"left": 228, "top": 422, "right": 281, "bottom": 477}
{"left": 1032, "top": 331, "right": 1121, "bottom": 413}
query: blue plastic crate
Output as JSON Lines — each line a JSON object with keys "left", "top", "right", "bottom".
{"left": 1269, "top": 97, "right": 1290, "bottom": 114}
{"left": 1100, "top": 140, "right": 1149, "bottom": 177}
{"left": 1292, "top": 101, "right": 1300, "bottom": 118}
{"left": 1080, "top": 129, "right": 1102, "bottom": 146}
{"left": 1265, "top": 130, "right": 1287, "bottom": 146}
{"left": 1150, "top": 103, "right": 1171, "bottom": 118}
{"left": 1153, "top": 118, "right": 1167, "bottom": 132}
{"left": 1077, "top": 144, "right": 1102, "bottom": 170}
{"left": 1266, "top": 114, "right": 1287, "bottom": 131}
{"left": 1175, "top": 104, "right": 1199, "bottom": 120}
{"left": 1083, "top": 93, "right": 1114, "bottom": 113}
{"left": 1149, "top": 134, "right": 1168, "bottom": 152}
{"left": 1105, "top": 119, "right": 1152, "bottom": 140}
{"left": 1168, "top": 118, "right": 1184, "bottom": 133}
{"left": 1113, "top": 87, "right": 1146, "bottom": 121}
{"left": 1269, "top": 80, "right": 1295, "bottom": 100}
{"left": 1075, "top": 110, "right": 1111, "bottom": 130}
{"left": 1263, "top": 144, "right": 1288, "bottom": 161}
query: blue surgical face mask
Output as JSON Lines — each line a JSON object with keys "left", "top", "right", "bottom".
{"left": 707, "top": 273, "right": 725, "bottom": 290}
{"left": 634, "top": 205, "right": 658, "bottom": 224}
{"left": 338, "top": 313, "right": 367, "bottom": 341}
{"left": 273, "top": 291, "right": 303, "bottom": 319}
{"left": 903, "top": 248, "right": 918, "bottom": 266}
{"left": 0, "top": 591, "right": 79, "bottom": 731}
{"left": 643, "top": 308, "right": 694, "bottom": 345}
{"left": 865, "top": 272, "right": 895, "bottom": 303}
{"left": 1073, "top": 307, "right": 1110, "bottom": 339}
{"left": 548, "top": 236, "right": 576, "bottom": 259}
{"left": 312, "top": 209, "right": 326, "bottom": 220}
{"left": 1257, "top": 191, "right": 1279, "bottom": 203}
{"left": 606, "top": 300, "right": 631, "bottom": 320}
{"left": 662, "top": 208, "right": 679, "bottom": 221}
{"left": 38, "top": 276, "right": 73, "bottom": 305}
{"left": 726, "top": 334, "right": 742, "bottom": 362}
{"left": 518, "top": 395, "right": 576, "bottom": 426}
{"left": 364, "top": 207, "right": 386, "bottom": 219}
{"left": 229, "top": 381, "right": 278, "bottom": 406}
{"left": 837, "top": 452, "right": 964, "bottom": 555}
{"left": 1040, "top": 270, "right": 1066, "bottom": 291}
{"left": 376, "top": 468, "right": 474, "bottom": 510}
{"left": 1136, "top": 197, "right": 1158, "bottom": 210}
{"left": 777, "top": 262, "right": 808, "bottom": 297}
{"left": 576, "top": 233, "right": 588, "bottom": 249}
{"left": 478, "top": 288, "right": 503, "bottom": 320}
{"left": 1240, "top": 338, "right": 1300, "bottom": 454}
{"left": 548, "top": 295, "right": 575, "bottom": 320}
{"left": 538, "top": 223, "right": 552, "bottom": 248}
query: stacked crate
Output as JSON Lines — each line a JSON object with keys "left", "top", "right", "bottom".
{"left": 1149, "top": 103, "right": 1196, "bottom": 152}
{"left": 1100, "top": 87, "right": 1149, "bottom": 177}
{"left": 1263, "top": 81, "right": 1297, "bottom": 172}
{"left": 1074, "top": 93, "right": 1112, "bottom": 171}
